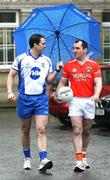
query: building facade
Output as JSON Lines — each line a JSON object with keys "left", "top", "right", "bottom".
{"left": 0, "top": 0, "right": 110, "bottom": 106}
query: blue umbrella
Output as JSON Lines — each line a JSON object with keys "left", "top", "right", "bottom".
{"left": 13, "top": 3, "right": 102, "bottom": 74}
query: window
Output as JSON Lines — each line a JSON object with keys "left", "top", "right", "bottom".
{"left": 102, "top": 12, "right": 110, "bottom": 63}
{"left": 101, "top": 68, "right": 110, "bottom": 85}
{"left": 0, "top": 28, "right": 16, "bottom": 66}
{"left": 0, "top": 12, "right": 16, "bottom": 23}
{"left": 0, "top": 11, "right": 19, "bottom": 68}
{"left": 102, "top": 12, "right": 110, "bottom": 22}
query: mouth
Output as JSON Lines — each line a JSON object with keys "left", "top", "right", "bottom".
{"left": 74, "top": 53, "right": 78, "bottom": 56}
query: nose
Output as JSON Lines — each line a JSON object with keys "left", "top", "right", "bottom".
{"left": 73, "top": 48, "right": 76, "bottom": 53}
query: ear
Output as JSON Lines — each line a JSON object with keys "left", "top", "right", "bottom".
{"left": 34, "top": 43, "right": 38, "bottom": 47}
{"left": 84, "top": 48, "right": 87, "bottom": 53}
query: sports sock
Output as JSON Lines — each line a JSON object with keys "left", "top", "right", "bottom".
{"left": 82, "top": 151, "right": 86, "bottom": 159}
{"left": 39, "top": 151, "right": 47, "bottom": 161}
{"left": 23, "top": 148, "right": 31, "bottom": 159}
{"left": 76, "top": 152, "right": 83, "bottom": 161}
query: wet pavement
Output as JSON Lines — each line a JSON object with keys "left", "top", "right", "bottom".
{"left": 0, "top": 109, "right": 110, "bottom": 180}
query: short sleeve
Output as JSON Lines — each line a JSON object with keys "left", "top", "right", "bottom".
{"left": 94, "top": 63, "right": 102, "bottom": 78}
{"left": 62, "top": 64, "right": 69, "bottom": 79}
{"left": 12, "top": 57, "right": 19, "bottom": 71}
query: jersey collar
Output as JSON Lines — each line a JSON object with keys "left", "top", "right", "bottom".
{"left": 27, "top": 50, "right": 43, "bottom": 60}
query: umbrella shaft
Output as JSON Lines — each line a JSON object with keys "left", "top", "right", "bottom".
{"left": 56, "top": 37, "right": 61, "bottom": 61}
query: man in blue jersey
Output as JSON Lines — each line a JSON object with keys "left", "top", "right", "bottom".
{"left": 7, "top": 34, "right": 63, "bottom": 172}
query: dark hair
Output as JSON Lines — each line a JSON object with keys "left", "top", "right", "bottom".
{"left": 29, "top": 34, "right": 45, "bottom": 48}
{"left": 75, "top": 39, "right": 88, "bottom": 49}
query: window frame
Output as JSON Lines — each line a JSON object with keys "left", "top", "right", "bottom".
{"left": 0, "top": 10, "right": 19, "bottom": 69}
{"left": 0, "top": 11, "right": 19, "bottom": 28}
{"left": 102, "top": 22, "right": 110, "bottom": 63}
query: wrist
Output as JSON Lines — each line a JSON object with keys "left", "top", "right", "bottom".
{"left": 7, "top": 92, "right": 13, "bottom": 95}
{"left": 55, "top": 69, "right": 60, "bottom": 73}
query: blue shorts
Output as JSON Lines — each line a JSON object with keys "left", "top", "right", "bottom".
{"left": 17, "top": 94, "right": 48, "bottom": 119}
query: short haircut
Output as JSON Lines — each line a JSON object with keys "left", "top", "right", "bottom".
{"left": 29, "top": 34, "right": 45, "bottom": 48}
{"left": 75, "top": 39, "right": 88, "bottom": 49}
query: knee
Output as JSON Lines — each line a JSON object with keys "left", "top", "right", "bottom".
{"left": 73, "top": 126, "right": 82, "bottom": 136}
{"left": 83, "top": 129, "right": 90, "bottom": 136}
{"left": 21, "top": 124, "right": 31, "bottom": 135}
{"left": 37, "top": 126, "right": 46, "bottom": 135}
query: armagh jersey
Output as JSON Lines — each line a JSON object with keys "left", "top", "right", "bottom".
{"left": 12, "top": 51, "right": 52, "bottom": 95}
{"left": 62, "top": 59, "right": 102, "bottom": 97}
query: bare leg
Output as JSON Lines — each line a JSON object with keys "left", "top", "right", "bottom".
{"left": 71, "top": 116, "right": 85, "bottom": 172}
{"left": 34, "top": 115, "right": 53, "bottom": 172}
{"left": 82, "top": 119, "right": 93, "bottom": 152}
{"left": 20, "top": 117, "right": 32, "bottom": 148}
{"left": 34, "top": 115, "right": 48, "bottom": 151}
{"left": 20, "top": 118, "right": 32, "bottom": 170}
{"left": 71, "top": 116, "right": 83, "bottom": 153}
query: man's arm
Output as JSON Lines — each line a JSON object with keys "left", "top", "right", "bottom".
{"left": 92, "top": 77, "right": 102, "bottom": 102}
{"left": 46, "top": 61, "right": 63, "bottom": 84}
{"left": 56, "top": 77, "right": 68, "bottom": 91}
{"left": 7, "top": 68, "right": 18, "bottom": 102}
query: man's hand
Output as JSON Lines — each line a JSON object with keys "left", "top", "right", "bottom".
{"left": 54, "top": 93, "right": 63, "bottom": 104}
{"left": 8, "top": 92, "right": 16, "bottom": 102}
{"left": 91, "top": 94, "right": 100, "bottom": 103}
{"left": 56, "top": 61, "right": 64, "bottom": 72}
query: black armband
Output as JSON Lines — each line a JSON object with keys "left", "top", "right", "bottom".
{"left": 55, "top": 69, "right": 60, "bottom": 73}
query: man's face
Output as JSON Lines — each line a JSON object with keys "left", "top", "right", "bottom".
{"left": 73, "top": 41, "right": 87, "bottom": 60}
{"left": 34, "top": 37, "right": 46, "bottom": 53}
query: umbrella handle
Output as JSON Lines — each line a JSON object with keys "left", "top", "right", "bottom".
{"left": 57, "top": 60, "right": 63, "bottom": 70}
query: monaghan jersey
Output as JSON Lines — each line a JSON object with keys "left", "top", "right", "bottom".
{"left": 12, "top": 51, "right": 52, "bottom": 95}
{"left": 62, "top": 58, "right": 102, "bottom": 97}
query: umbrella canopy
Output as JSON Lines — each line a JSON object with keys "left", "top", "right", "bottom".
{"left": 13, "top": 3, "right": 102, "bottom": 74}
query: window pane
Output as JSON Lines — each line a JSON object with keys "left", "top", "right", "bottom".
{"left": 104, "top": 31, "right": 109, "bottom": 43}
{"left": 102, "top": 69, "right": 110, "bottom": 85}
{"left": 102, "top": 13, "right": 110, "bottom": 22}
{"left": 7, "top": 30, "right": 14, "bottom": 44}
{"left": 0, "top": 31, "right": 3, "bottom": 44}
{"left": 0, "top": 12, "right": 16, "bottom": 23}
{"left": 8, "top": 49, "right": 14, "bottom": 63}
{"left": 0, "top": 49, "right": 3, "bottom": 64}
{"left": 102, "top": 26, "right": 110, "bottom": 62}
{"left": 104, "top": 47, "right": 110, "bottom": 59}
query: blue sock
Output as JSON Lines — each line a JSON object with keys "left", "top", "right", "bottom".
{"left": 23, "top": 148, "right": 31, "bottom": 159}
{"left": 39, "top": 151, "right": 47, "bottom": 161}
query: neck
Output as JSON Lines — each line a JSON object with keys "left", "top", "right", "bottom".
{"left": 30, "top": 49, "right": 41, "bottom": 57}
{"left": 77, "top": 55, "right": 87, "bottom": 62}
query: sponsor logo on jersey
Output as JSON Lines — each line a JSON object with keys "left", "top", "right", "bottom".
{"left": 72, "top": 68, "right": 77, "bottom": 72}
{"left": 30, "top": 67, "right": 41, "bottom": 80}
{"left": 25, "top": 64, "right": 32, "bottom": 69}
{"left": 73, "top": 73, "right": 91, "bottom": 79}
{"left": 87, "top": 67, "right": 92, "bottom": 72}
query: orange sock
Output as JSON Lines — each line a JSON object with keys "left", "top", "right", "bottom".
{"left": 76, "top": 152, "right": 83, "bottom": 161}
{"left": 82, "top": 152, "right": 86, "bottom": 159}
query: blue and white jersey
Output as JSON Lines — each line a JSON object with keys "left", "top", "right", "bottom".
{"left": 12, "top": 51, "right": 52, "bottom": 95}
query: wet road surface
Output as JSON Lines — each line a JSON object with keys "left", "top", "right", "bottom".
{"left": 0, "top": 109, "right": 110, "bottom": 180}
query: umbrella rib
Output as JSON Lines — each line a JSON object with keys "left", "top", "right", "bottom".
{"left": 59, "top": 35, "right": 73, "bottom": 58}
{"left": 15, "top": 27, "right": 55, "bottom": 33}
{"left": 37, "top": 9, "right": 57, "bottom": 31}
{"left": 60, "top": 22, "right": 100, "bottom": 31}
{"left": 61, "top": 33, "right": 101, "bottom": 55}
{"left": 49, "top": 37, "right": 57, "bottom": 59}
{"left": 45, "top": 33, "right": 56, "bottom": 39}
{"left": 58, "top": 4, "right": 72, "bottom": 31}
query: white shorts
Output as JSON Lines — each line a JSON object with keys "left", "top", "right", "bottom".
{"left": 68, "top": 97, "right": 95, "bottom": 120}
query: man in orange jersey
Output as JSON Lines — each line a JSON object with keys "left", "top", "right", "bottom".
{"left": 56, "top": 40, "right": 102, "bottom": 172}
